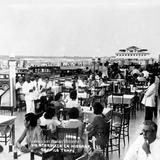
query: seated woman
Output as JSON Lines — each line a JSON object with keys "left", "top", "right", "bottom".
{"left": 39, "top": 106, "right": 61, "bottom": 133}
{"left": 87, "top": 102, "right": 110, "bottom": 149}
{"left": 16, "top": 113, "right": 42, "bottom": 153}
{"left": 65, "top": 90, "right": 83, "bottom": 117}
{"left": 52, "top": 92, "right": 66, "bottom": 115}
{"left": 65, "top": 90, "right": 80, "bottom": 108}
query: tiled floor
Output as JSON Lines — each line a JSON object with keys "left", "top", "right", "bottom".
{"left": 0, "top": 107, "right": 160, "bottom": 160}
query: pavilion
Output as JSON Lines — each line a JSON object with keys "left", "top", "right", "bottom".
{"left": 115, "top": 46, "right": 154, "bottom": 65}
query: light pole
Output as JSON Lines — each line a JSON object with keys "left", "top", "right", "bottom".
{"left": 92, "top": 58, "right": 96, "bottom": 74}
{"left": 97, "top": 57, "right": 101, "bottom": 73}
{"left": 8, "top": 54, "right": 16, "bottom": 108}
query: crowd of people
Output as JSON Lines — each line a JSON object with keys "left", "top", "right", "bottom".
{"left": 13, "top": 62, "right": 160, "bottom": 160}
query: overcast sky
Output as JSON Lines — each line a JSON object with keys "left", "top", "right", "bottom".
{"left": 0, "top": 0, "right": 160, "bottom": 58}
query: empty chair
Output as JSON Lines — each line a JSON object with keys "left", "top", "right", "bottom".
{"left": 121, "top": 106, "right": 131, "bottom": 146}
{"left": 108, "top": 111, "right": 123, "bottom": 158}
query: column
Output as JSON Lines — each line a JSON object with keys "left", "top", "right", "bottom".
{"left": 8, "top": 55, "right": 16, "bottom": 108}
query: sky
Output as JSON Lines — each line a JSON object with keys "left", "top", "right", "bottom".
{"left": 0, "top": 0, "right": 160, "bottom": 58}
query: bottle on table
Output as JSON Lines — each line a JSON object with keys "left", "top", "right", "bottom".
{"left": 9, "top": 139, "right": 12, "bottom": 152}
{"left": 13, "top": 145, "right": 18, "bottom": 160}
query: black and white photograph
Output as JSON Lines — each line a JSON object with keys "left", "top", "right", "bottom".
{"left": 0, "top": 0, "right": 160, "bottom": 160}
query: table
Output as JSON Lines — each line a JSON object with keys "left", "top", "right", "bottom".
{"left": 108, "top": 94, "right": 135, "bottom": 105}
{"left": 82, "top": 106, "right": 112, "bottom": 123}
{"left": 0, "top": 115, "right": 16, "bottom": 145}
{"left": 0, "top": 148, "right": 41, "bottom": 160}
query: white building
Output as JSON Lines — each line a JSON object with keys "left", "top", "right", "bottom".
{"left": 115, "top": 46, "right": 154, "bottom": 65}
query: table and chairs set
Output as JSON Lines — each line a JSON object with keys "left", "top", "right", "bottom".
{"left": 0, "top": 76, "right": 148, "bottom": 160}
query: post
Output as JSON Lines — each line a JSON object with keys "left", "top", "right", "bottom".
{"left": 92, "top": 58, "right": 96, "bottom": 74}
{"left": 97, "top": 57, "right": 101, "bottom": 73}
{"left": 8, "top": 54, "right": 16, "bottom": 109}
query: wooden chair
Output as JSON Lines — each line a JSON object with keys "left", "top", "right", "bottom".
{"left": 56, "top": 127, "right": 82, "bottom": 160}
{"left": 31, "top": 125, "right": 58, "bottom": 160}
{"left": 121, "top": 106, "right": 131, "bottom": 146}
{"left": 0, "top": 106, "right": 14, "bottom": 145}
{"left": 56, "top": 127, "right": 79, "bottom": 140}
{"left": 108, "top": 111, "right": 123, "bottom": 158}
{"left": 40, "top": 125, "right": 52, "bottom": 141}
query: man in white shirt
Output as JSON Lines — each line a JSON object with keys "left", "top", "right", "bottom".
{"left": 32, "top": 75, "right": 45, "bottom": 100}
{"left": 154, "top": 74, "right": 159, "bottom": 118}
{"left": 142, "top": 70, "right": 150, "bottom": 79}
{"left": 141, "top": 75, "right": 156, "bottom": 120}
{"left": 22, "top": 76, "right": 35, "bottom": 113}
{"left": 124, "top": 120, "right": 160, "bottom": 160}
{"left": 44, "top": 76, "right": 52, "bottom": 90}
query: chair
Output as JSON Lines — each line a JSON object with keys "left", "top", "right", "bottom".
{"left": 56, "top": 127, "right": 79, "bottom": 140}
{"left": 121, "top": 86, "right": 131, "bottom": 94}
{"left": 75, "top": 153, "right": 88, "bottom": 160}
{"left": 57, "top": 108, "right": 70, "bottom": 121}
{"left": 78, "top": 97, "right": 90, "bottom": 106}
{"left": 31, "top": 126, "right": 58, "bottom": 160}
{"left": 111, "top": 93, "right": 124, "bottom": 113}
{"left": 121, "top": 106, "right": 131, "bottom": 146}
{"left": 56, "top": 127, "right": 81, "bottom": 160}
{"left": 108, "top": 111, "right": 123, "bottom": 158}
{"left": 130, "top": 95, "right": 137, "bottom": 118}
{"left": 40, "top": 125, "right": 52, "bottom": 141}
{"left": 0, "top": 106, "right": 14, "bottom": 145}
{"left": 102, "top": 120, "right": 111, "bottom": 160}
{"left": 89, "top": 119, "right": 110, "bottom": 160}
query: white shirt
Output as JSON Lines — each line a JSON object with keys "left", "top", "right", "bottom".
{"left": 15, "top": 82, "right": 24, "bottom": 94}
{"left": 155, "top": 76, "right": 159, "bottom": 96}
{"left": 131, "top": 69, "right": 140, "bottom": 76}
{"left": 102, "top": 66, "right": 108, "bottom": 78}
{"left": 22, "top": 81, "right": 35, "bottom": 101}
{"left": 66, "top": 98, "right": 80, "bottom": 109}
{"left": 141, "top": 83, "right": 156, "bottom": 107}
{"left": 142, "top": 70, "right": 150, "bottom": 79}
{"left": 124, "top": 135, "right": 160, "bottom": 160}
{"left": 44, "top": 81, "right": 52, "bottom": 90}
{"left": 40, "top": 114, "right": 61, "bottom": 131}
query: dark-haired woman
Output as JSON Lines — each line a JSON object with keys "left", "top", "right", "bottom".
{"left": 40, "top": 107, "right": 61, "bottom": 132}
{"left": 87, "top": 102, "right": 110, "bottom": 149}
{"left": 52, "top": 92, "right": 66, "bottom": 114}
{"left": 16, "top": 113, "right": 42, "bottom": 153}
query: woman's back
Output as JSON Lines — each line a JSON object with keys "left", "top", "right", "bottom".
{"left": 88, "top": 115, "right": 109, "bottom": 148}
{"left": 26, "top": 126, "right": 42, "bottom": 148}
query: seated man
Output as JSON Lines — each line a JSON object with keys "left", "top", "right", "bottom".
{"left": 124, "top": 120, "right": 160, "bottom": 160}
{"left": 62, "top": 107, "right": 84, "bottom": 138}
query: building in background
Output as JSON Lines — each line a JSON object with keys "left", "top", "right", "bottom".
{"left": 115, "top": 46, "right": 154, "bottom": 65}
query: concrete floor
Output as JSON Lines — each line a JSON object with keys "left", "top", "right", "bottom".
{"left": 0, "top": 107, "right": 160, "bottom": 160}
